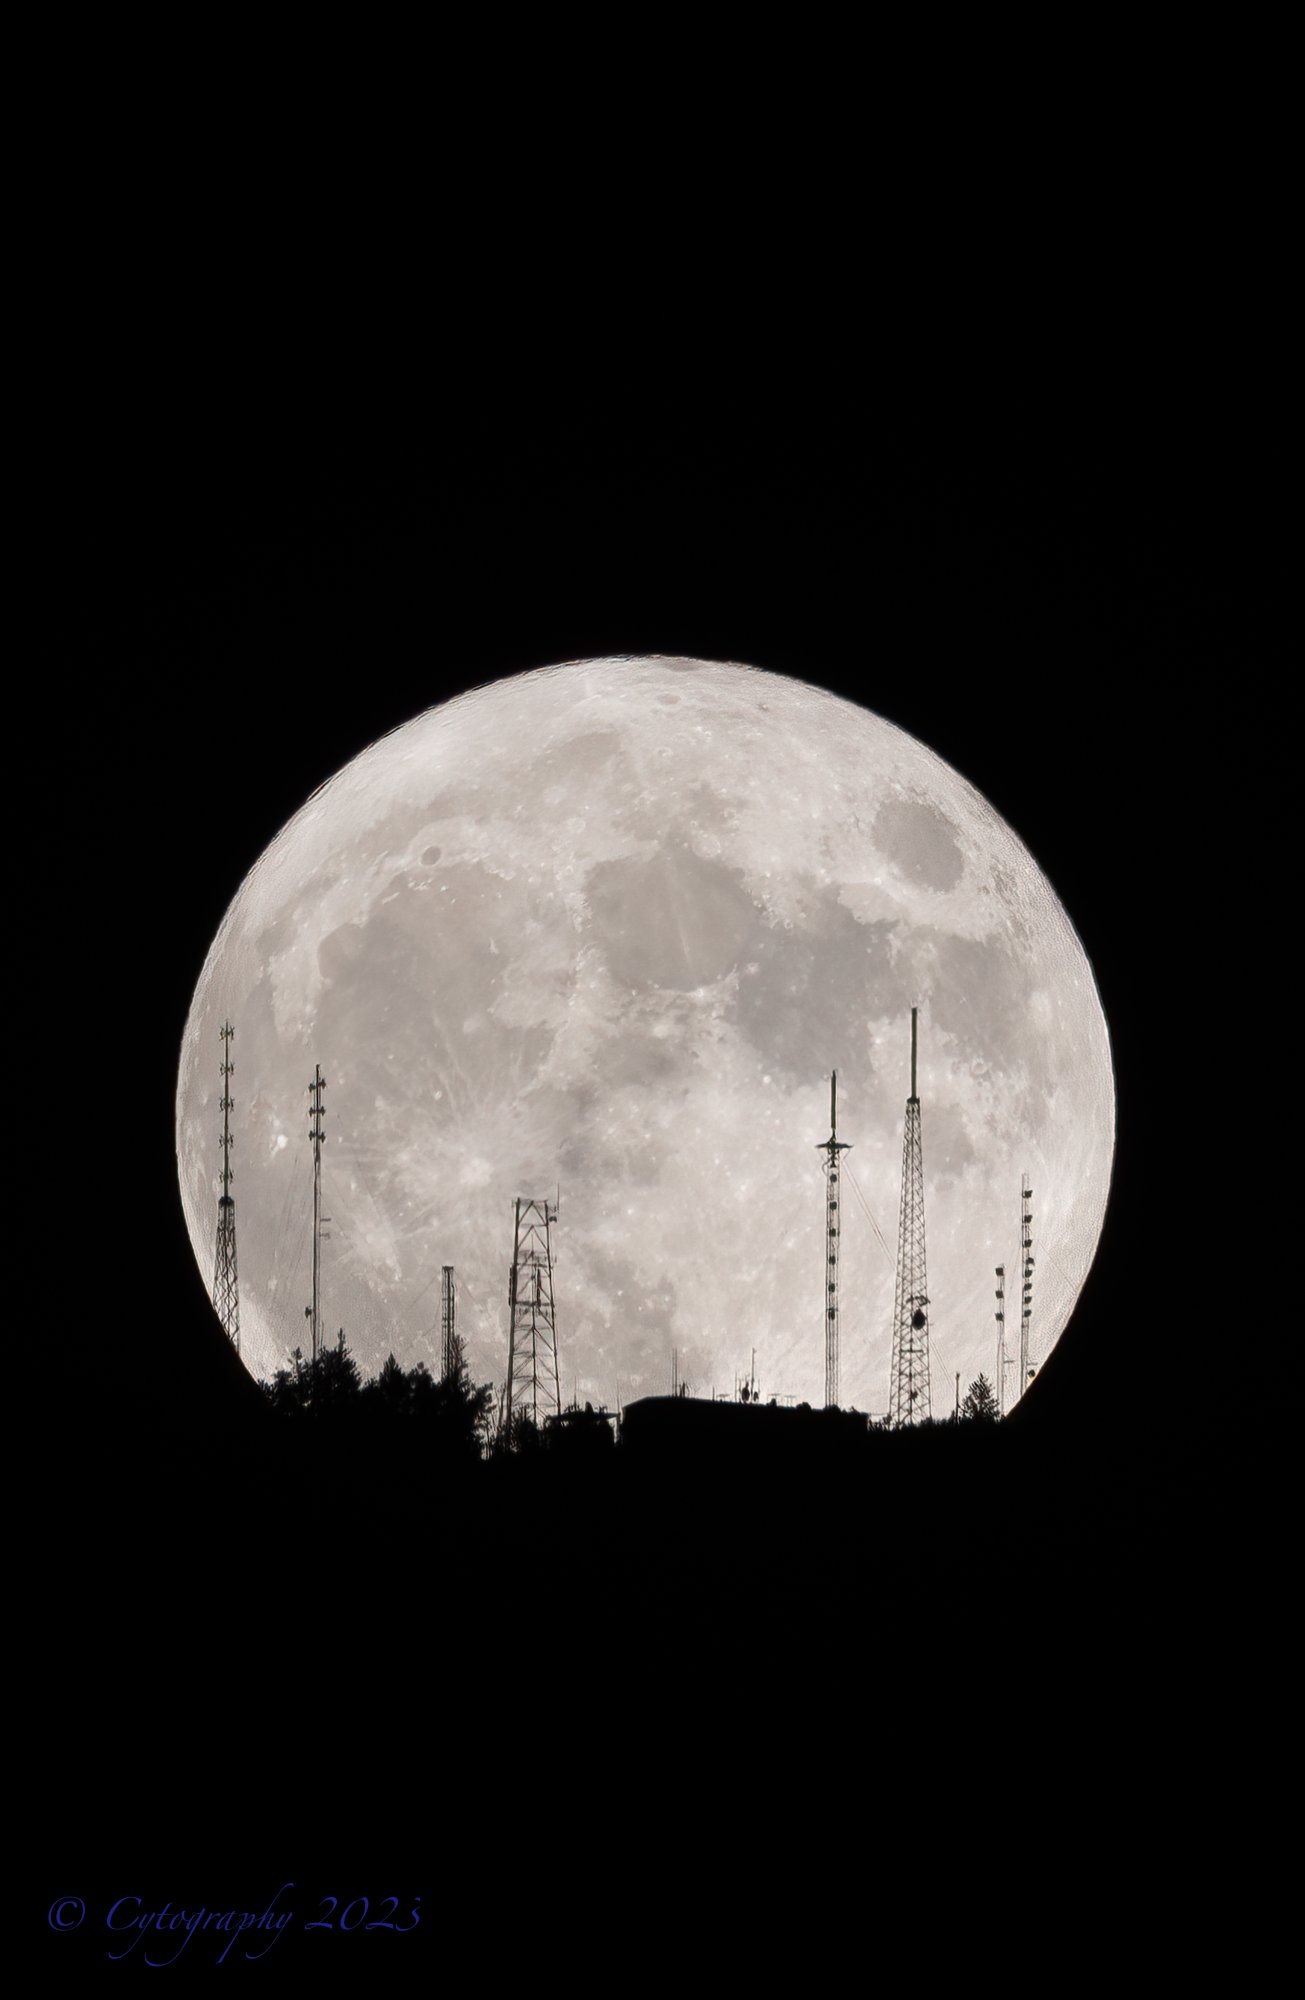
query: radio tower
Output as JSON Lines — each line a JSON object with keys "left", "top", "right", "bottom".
{"left": 440, "top": 1265, "right": 460, "bottom": 1382}
{"left": 1018, "top": 1173, "right": 1034, "bottom": 1403}
{"left": 816, "top": 1070, "right": 851, "bottom": 1408}
{"left": 994, "top": 1264, "right": 1009, "bottom": 1416}
{"left": 888, "top": 1007, "right": 931, "bottom": 1425}
{"left": 212, "top": 1021, "right": 240, "bottom": 1354}
{"left": 504, "top": 1195, "right": 561, "bottom": 1436}
{"left": 304, "top": 1064, "right": 327, "bottom": 1362}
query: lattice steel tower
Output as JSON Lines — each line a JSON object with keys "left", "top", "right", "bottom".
{"left": 212, "top": 1020, "right": 240, "bottom": 1353}
{"left": 304, "top": 1064, "right": 327, "bottom": 1362}
{"left": 888, "top": 1007, "right": 931, "bottom": 1425}
{"left": 1018, "top": 1173, "right": 1034, "bottom": 1404}
{"left": 505, "top": 1196, "right": 561, "bottom": 1434}
{"left": 816, "top": 1070, "right": 851, "bottom": 1408}
{"left": 440, "top": 1265, "right": 460, "bottom": 1383}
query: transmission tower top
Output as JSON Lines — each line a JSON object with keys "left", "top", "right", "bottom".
{"left": 829, "top": 1071, "right": 847, "bottom": 1146}
{"left": 910, "top": 1004, "right": 918, "bottom": 1102}
{"left": 218, "top": 1020, "right": 235, "bottom": 1201}
{"left": 308, "top": 1066, "right": 326, "bottom": 1151}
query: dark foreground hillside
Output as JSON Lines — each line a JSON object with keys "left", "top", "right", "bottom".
{"left": 27, "top": 1247, "right": 1288, "bottom": 1984}
{"left": 41, "top": 1277, "right": 1270, "bottom": 1740}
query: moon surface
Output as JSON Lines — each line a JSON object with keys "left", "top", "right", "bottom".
{"left": 176, "top": 657, "right": 1113, "bottom": 1414}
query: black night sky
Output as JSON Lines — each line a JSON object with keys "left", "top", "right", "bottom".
{"left": 25, "top": 197, "right": 1291, "bottom": 1969}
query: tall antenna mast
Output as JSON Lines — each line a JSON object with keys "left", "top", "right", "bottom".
{"left": 440, "top": 1265, "right": 459, "bottom": 1382}
{"left": 994, "top": 1265, "right": 1008, "bottom": 1417}
{"left": 504, "top": 1194, "right": 561, "bottom": 1437}
{"left": 888, "top": 1007, "right": 932, "bottom": 1425}
{"left": 212, "top": 1021, "right": 240, "bottom": 1353}
{"left": 816, "top": 1070, "right": 851, "bottom": 1408}
{"left": 305, "top": 1064, "right": 327, "bottom": 1362}
{"left": 1019, "top": 1173, "right": 1034, "bottom": 1403}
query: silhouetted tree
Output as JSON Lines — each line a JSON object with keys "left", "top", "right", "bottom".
{"left": 313, "top": 1339, "right": 362, "bottom": 1410}
{"left": 263, "top": 1346, "right": 312, "bottom": 1416}
{"left": 366, "top": 1351, "right": 412, "bottom": 1416}
{"left": 960, "top": 1372, "right": 999, "bottom": 1423}
{"left": 405, "top": 1362, "right": 440, "bottom": 1419}
{"left": 435, "top": 1349, "right": 494, "bottom": 1460}
{"left": 503, "top": 1408, "right": 544, "bottom": 1455}
{"left": 376, "top": 1348, "right": 495, "bottom": 1462}
{"left": 262, "top": 1339, "right": 489, "bottom": 1461}
{"left": 260, "top": 1337, "right": 362, "bottom": 1416}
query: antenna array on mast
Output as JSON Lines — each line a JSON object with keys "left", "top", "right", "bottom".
{"left": 817, "top": 1070, "right": 851, "bottom": 1408}
{"left": 212, "top": 1021, "right": 240, "bottom": 1354}
{"left": 305, "top": 1064, "right": 328, "bottom": 1362}
{"left": 1018, "top": 1173, "right": 1034, "bottom": 1403}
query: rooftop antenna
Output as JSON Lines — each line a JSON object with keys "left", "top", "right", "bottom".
{"left": 888, "top": 1007, "right": 932, "bottom": 1425}
{"left": 816, "top": 1070, "right": 851, "bottom": 1409}
{"left": 212, "top": 1022, "right": 240, "bottom": 1354}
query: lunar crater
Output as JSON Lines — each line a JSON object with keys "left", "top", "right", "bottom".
{"left": 586, "top": 845, "right": 757, "bottom": 993}
{"left": 873, "top": 795, "right": 967, "bottom": 892}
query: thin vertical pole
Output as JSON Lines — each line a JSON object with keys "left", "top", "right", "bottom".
{"left": 1019, "top": 1173, "right": 1034, "bottom": 1403}
{"left": 306, "top": 1065, "right": 325, "bottom": 1362}
{"left": 212, "top": 1021, "right": 240, "bottom": 1353}
{"left": 818, "top": 1069, "right": 851, "bottom": 1409}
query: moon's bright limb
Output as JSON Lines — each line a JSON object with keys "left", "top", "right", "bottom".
{"left": 176, "top": 658, "right": 1113, "bottom": 1413}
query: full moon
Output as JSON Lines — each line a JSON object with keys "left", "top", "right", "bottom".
{"left": 177, "top": 657, "right": 1113, "bottom": 1413}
